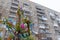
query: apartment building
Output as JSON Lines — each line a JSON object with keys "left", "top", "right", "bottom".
{"left": 19, "top": 0, "right": 60, "bottom": 40}
{"left": 0, "top": 0, "right": 60, "bottom": 40}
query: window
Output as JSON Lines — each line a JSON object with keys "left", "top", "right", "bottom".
{"left": 23, "top": 3, "right": 29, "bottom": 6}
{"left": 8, "top": 17, "right": 15, "bottom": 19}
{"left": 24, "top": 10, "right": 30, "bottom": 13}
{"left": 38, "top": 18, "right": 46, "bottom": 22}
{"left": 49, "top": 13, "right": 55, "bottom": 16}
{"left": 36, "top": 7, "right": 42, "bottom": 10}
{"left": 12, "top": 3, "right": 18, "bottom": 6}
{"left": 45, "top": 30, "right": 50, "bottom": 34}
{"left": 53, "top": 22, "right": 58, "bottom": 27}
{"left": 42, "top": 16, "right": 47, "bottom": 21}
{"left": 56, "top": 17, "right": 60, "bottom": 23}
{"left": 39, "top": 23, "right": 48, "bottom": 29}
{"left": 40, "top": 22, "right": 48, "bottom": 26}
{"left": 55, "top": 30, "right": 59, "bottom": 35}
{"left": 32, "top": 30, "right": 38, "bottom": 34}
{"left": 10, "top": 11, "right": 16, "bottom": 14}
{"left": 49, "top": 13, "right": 56, "bottom": 20}
{"left": 39, "top": 24, "right": 45, "bottom": 29}
{"left": 11, "top": 7, "right": 18, "bottom": 10}
{"left": 37, "top": 11, "right": 45, "bottom": 14}
{"left": 55, "top": 30, "right": 60, "bottom": 35}
{"left": 47, "top": 37, "right": 52, "bottom": 40}
{"left": 38, "top": 16, "right": 47, "bottom": 21}
{"left": 37, "top": 14, "right": 42, "bottom": 17}
{"left": 39, "top": 29, "right": 45, "bottom": 33}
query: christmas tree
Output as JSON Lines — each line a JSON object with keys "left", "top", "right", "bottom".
{"left": 0, "top": 5, "right": 35, "bottom": 40}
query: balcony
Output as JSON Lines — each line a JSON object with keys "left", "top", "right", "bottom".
{"left": 53, "top": 22, "right": 58, "bottom": 27}
{"left": 45, "top": 30, "right": 51, "bottom": 34}
{"left": 13, "top": 0, "right": 19, "bottom": 4}
{"left": 39, "top": 24, "right": 49, "bottom": 30}
{"left": 11, "top": 5, "right": 18, "bottom": 9}
{"left": 46, "top": 37, "right": 52, "bottom": 40}
{"left": 39, "top": 25, "right": 45, "bottom": 29}
{"left": 39, "top": 29, "right": 51, "bottom": 34}
{"left": 22, "top": 7, "right": 30, "bottom": 12}
{"left": 41, "top": 38, "right": 47, "bottom": 40}
{"left": 40, "top": 22, "right": 48, "bottom": 25}
{"left": 37, "top": 13, "right": 45, "bottom": 17}
{"left": 24, "top": 10, "right": 30, "bottom": 14}
{"left": 23, "top": 3, "right": 29, "bottom": 6}
{"left": 49, "top": 13, "right": 56, "bottom": 20}
{"left": 38, "top": 16, "right": 48, "bottom": 21}
{"left": 10, "top": 11, "right": 16, "bottom": 15}
{"left": 24, "top": 13, "right": 31, "bottom": 16}
{"left": 36, "top": 7, "right": 44, "bottom": 11}
{"left": 9, "top": 15, "right": 16, "bottom": 18}
{"left": 56, "top": 18, "right": 60, "bottom": 25}
{"left": 32, "top": 30, "right": 38, "bottom": 34}
{"left": 37, "top": 11, "right": 45, "bottom": 14}
{"left": 49, "top": 13, "right": 55, "bottom": 16}
{"left": 12, "top": 2, "right": 18, "bottom": 6}
{"left": 10, "top": 10, "right": 16, "bottom": 14}
{"left": 37, "top": 14, "right": 43, "bottom": 17}
{"left": 10, "top": 9, "right": 17, "bottom": 13}
{"left": 39, "top": 29, "right": 45, "bottom": 33}
{"left": 45, "top": 27, "right": 49, "bottom": 30}
{"left": 10, "top": 6, "right": 18, "bottom": 10}
{"left": 42, "top": 17, "right": 48, "bottom": 21}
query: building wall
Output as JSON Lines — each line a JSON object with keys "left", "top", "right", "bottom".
{"left": 27, "top": 1, "right": 60, "bottom": 40}
{"left": 0, "top": 0, "right": 60, "bottom": 40}
{"left": 8, "top": 0, "right": 19, "bottom": 19}
{"left": 0, "top": 0, "right": 12, "bottom": 19}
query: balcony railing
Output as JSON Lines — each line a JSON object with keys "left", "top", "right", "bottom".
{"left": 39, "top": 25, "right": 49, "bottom": 30}
{"left": 36, "top": 7, "right": 44, "bottom": 11}
{"left": 10, "top": 10, "right": 16, "bottom": 14}
{"left": 12, "top": 3, "right": 18, "bottom": 6}
{"left": 32, "top": 30, "right": 38, "bottom": 34}
{"left": 13, "top": 0, "right": 19, "bottom": 4}
{"left": 11, "top": 6, "right": 18, "bottom": 10}
{"left": 38, "top": 17, "right": 48, "bottom": 21}
{"left": 23, "top": 3, "right": 29, "bottom": 6}
{"left": 53, "top": 22, "right": 58, "bottom": 27}
{"left": 22, "top": 7, "right": 30, "bottom": 12}
{"left": 37, "top": 11, "right": 45, "bottom": 14}
{"left": 10, "top": 10, "right": 17, "bottom": 14}
{"left": 9, "top": 15, "right": 16, "bottom": 18}
{"left": 39, "top": 29, "right": 50, "bottom": 34}
{"left": 11, "top": 5, "right": 18, "bottom": 9}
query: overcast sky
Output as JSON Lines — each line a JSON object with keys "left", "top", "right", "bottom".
{"left": 30, "top": 0, "right": 60, "bottom": 12}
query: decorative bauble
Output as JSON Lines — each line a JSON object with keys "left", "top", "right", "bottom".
{"left": 20, "top": 23, "right": 25, "bottom": 29}
{"left": 25, "top": 28, "right": 28, "bottom": 31}
{"left": 24, "top": 23, "right": 27, "bottom": 27}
